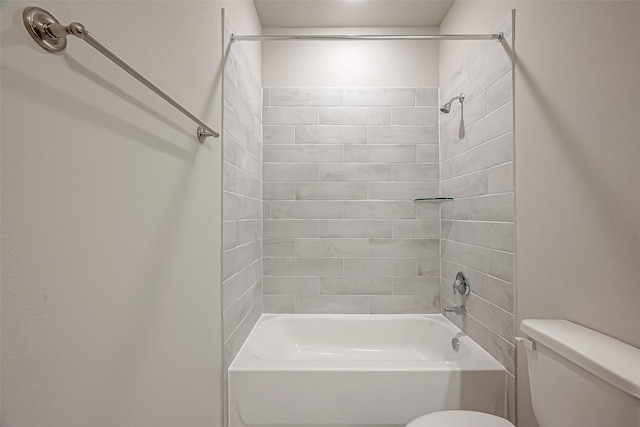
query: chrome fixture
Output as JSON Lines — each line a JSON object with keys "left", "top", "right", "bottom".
{"left": 453, "top": 272, "right": 470, "bottom": 296}
{"left": 440, "top": 93, "right": 465, "bottom": 114}
{"left": 444, "top": 305, "right": 467, "bottom": 316}
{"left": 231, "top": 33, "right": 504, "bottom": 43}
{"left": 22, "top": 6, "right": 219, "bottom": 143}
{"left": 445, "top": 272, "right": 470, "bottom": 317}
{"left": 451, "top": 337, "right": 460, "bottom": 352}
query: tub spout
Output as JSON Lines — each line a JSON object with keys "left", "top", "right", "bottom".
{"left": 444, "top": 305, "right": 466, "bottom": 316}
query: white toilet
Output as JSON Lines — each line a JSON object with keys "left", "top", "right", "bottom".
{"left": 407, "top": 319, "right": 640, "bottom": 427}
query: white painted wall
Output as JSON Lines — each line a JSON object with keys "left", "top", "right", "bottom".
{"left": 262, "top": 27, "right": 440, "bottom": 87}
{"left": 1, "top": 1, "right": 260, "bottom": 426}
{"left": 441, "top": 2, "right": 640, "bottom": 426}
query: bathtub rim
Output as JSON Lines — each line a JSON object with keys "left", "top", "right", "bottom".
{"left": 229, "top": 313, "right": 507, "bottom": 373}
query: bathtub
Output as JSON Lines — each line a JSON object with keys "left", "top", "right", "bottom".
{"left": 228, "top": 314, "right": 507, "bottom": 427}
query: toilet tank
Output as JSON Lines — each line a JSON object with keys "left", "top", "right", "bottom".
{"left": 521, "top": 319, "right": 640, "bottom": 427}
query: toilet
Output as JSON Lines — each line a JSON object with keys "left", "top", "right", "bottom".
{"left": 406, "top": 319, "right": 640, "bottom": 427}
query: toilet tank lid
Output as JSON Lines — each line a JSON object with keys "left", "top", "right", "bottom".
{"left": 521, "top": 319, "right": 640, "bottom": 400}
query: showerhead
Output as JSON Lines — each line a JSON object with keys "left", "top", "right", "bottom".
{"left": 440, "top": 93, "right": 465, "bottom": 113}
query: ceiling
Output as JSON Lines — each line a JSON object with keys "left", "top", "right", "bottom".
{"left": 253, "top": 0, "right": 455, "bottom": 28}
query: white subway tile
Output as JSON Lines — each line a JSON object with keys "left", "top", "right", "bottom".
{"left": 223, "top": 191, "right": 262, "bottom": 220}
{"left": 417, "top": 257, "right": 441, "bottom": 276}
{"left": 223, "top": 162, "right": 261, "bottom": 199}
{"left": 318, "top": 164, "right": 392, "bottom": 182}
{"left": 468, "top": 194, "right": 514, "bottom": 222}
{"left": 263, "top": 182, "right": 294, "bottom": 200}
{"left": 489, "top": 250, "right": 514, "bottom": 283}
{"left": 461, "top": 50, "right": 512, "bottom": 102}
{"left": 270, "top": 200, "right": 343, "bottom": 219}
{"left": 264, "top": 220, "right": 319, "bottom": 238}
{"left": 263, "top": 106, "right": 318, "bottom": 125}
{"left": 439, "top": 110, "right": 465, "bottom": 142}
{"left": 441, "top": 240, "right": 490, "bottom": 272}
{"left": 487, "top": 71, "right": 512, "bottom": 113}
{"left": 344, "top": 257, "right": 417, "bottom": 277}
{"left": 415, "top": 202, "right": 442, "bottom": 219}
{"left": 295, "top": 238, "right": 369, "bottom": 257}
{"left": 441, "top": 132, "right": 513, "bottom": 180}
{"left": 319, "top": 220, "right": 392, "bottom": 238}
{"left": 368, "top": 183, "right": 439, "bottom": 200}
{"left": 369, "top": 295, "right": 439, "bottom": 314}
{"left": 270, "top": 88, "right": 342, "bottom": 106}
{"left": 392, "top": 277, "right": 440, "bottom": 295}
{"left": 416, "top": 88, "right": 439, "bottom": 106}
{"left": 224, "top": 219, "right": 262, "bottom": 250}
{"left": 344, "top": 145, "right": 416, "bottom": 163}
{"left": 344, "top": 201, "right": 415, "bottom": 219}
{"left": 490, "top": 332, "right": 516, "bottom": 374}
{"left": 488, "top": 162, "right": 514, "bottom": 194}
{"left": 295, "top": 182, "right": 367, "bottom": 200}
{"left": 223, "top": 303, "right": 261, "bottom": 371}
{"left": 295, "top": 296, "right": 369, "bottom": 314}
{"left": 465, "top": 268, "right": 514, "bottom": 313}
{"left": 441, "top": 220, "right": 454, "bottom": 241}
{"left": 319, "top": 107, "right": 391, "bottom": 125}
{"left": 296, "top": 125, "right": 367, "bottom": 144}
{"left": 465, "top": 91, "right": 489, "bottom": 127}
{"left": 263, "top": 238, "right": 295, "bottom": 257}
{"left": 222, "top": 221, "right": 237, "bottom": 251}
{"left": 224, "top": 104, "right": 253, "bottom": 149}
{"left": 454, "top": 221, "right": 514, "bottom": 252}
{"left": 466, "top": 294, "right": 515, "bottom": 342}
{"left": 225, "top": 79, "right": 256, "bottom": 131}
{"left": 319, "top": 277, "right": 392, "bottom": 295}
{"left": 222, "top": 258, "right": 262, "bottom": 312}
{"left": 263, "top": 164, "right": 318, "bottom": 181}
{"left": 392, "top": 164, "right": 439, "bottom": 182}
{"left": 416, "top": 145, "right": 439, "bottom": 163}
{"left": 263, "top": 126, "right": 295, "bottom": 144}
{"left": 223, "top": 279, "right": 261, "bottom": 341}
{"left": 369, "top": 238, "right": 439, "bottom": 257}
{"left": 271, "top": 144, "right": 343, "bottom": 163}
{"left": 393, "top": 220, "right": 440, "bottom": 238}
{"left": 368, "top": 125, "right": 438, "bottom": 144}
{"left": 263, "top": 277, "right": 320, "bottom": 295}
{"left": 263, "top": 295, "right": 296, "bottom": 313}
{"left": 343, "top": 88, "right": 415, "bottom": 106}
{"left": 441, "top": 170, "right": 488, "bottom": 197}
{"left": 391, "top": 107, "right": 438, "bottom": 125}
{"left": 466, "top": 102, "right": 513, "bottom": 148}
{"left": 270, "top": 257, "right": 343, "bottom": 276}
{"left": 440, "top": 133, "right": 469, "bottom": 162}
{"left": 222, "top": 240, "right": 262, "bottom": 281}
{"left": 441, "top": 198, "right": 468, "bottom": 220}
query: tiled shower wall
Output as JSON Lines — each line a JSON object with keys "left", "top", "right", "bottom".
{"left": 262, "top": 88, "right": 441, "bottom": 314}
{"left": 439, "top": 16, "right": 515, "bottom": 416}
{"left": 222, "top": 22, "right": 263, "bottom": 375}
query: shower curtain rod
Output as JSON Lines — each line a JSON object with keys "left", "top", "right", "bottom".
{"left": 22, "top": 6, "right": 219, "bottom": 144}
{"left": 231, "top": 33, "right": 503, "bottom": 42}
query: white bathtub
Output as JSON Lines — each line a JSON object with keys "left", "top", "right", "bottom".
{"left": 229, "top": 314, "right": 507, "bottom": 427}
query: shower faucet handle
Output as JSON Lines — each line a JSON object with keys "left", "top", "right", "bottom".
{"left": 453, "top": 272, "right": 470, "bottom": 296}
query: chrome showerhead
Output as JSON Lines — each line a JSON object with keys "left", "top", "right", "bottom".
{"left": 440, "top": 93, "right": 465, "bottom": 113}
